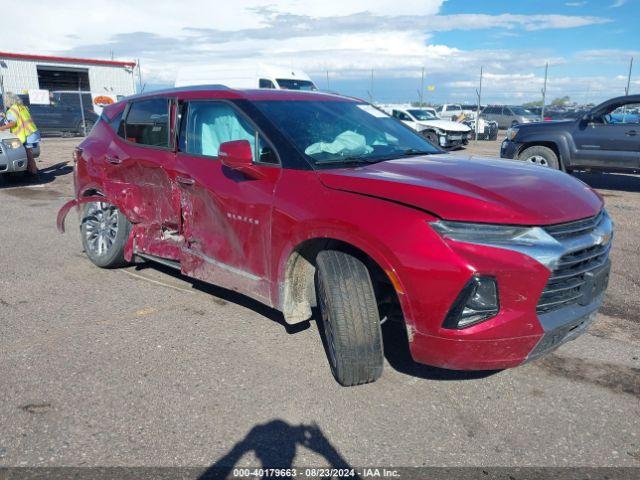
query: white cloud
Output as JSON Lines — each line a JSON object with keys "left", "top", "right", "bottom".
{"left": 1, "top": 1, "right": 619, "bottom": 102}
{"left": 565, "top": 1, "right": 587, "bottom": 6}
{"left": 610, "top": 0, "right": 627, "bottom": 7}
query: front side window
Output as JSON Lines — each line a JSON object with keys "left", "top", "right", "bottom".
{"left": 124, "top": 98, "right": 169, "bottom": 147}
{"left": 182, "top": 101, "right": 278, "bottom": 164}
{"left": 510, "top": 107, "right": 532, "bottom": 116}
{"left": 609, "top": 103, "right": 640, "bottom": 124}
{"left": 253, "top": 100, "right": 439, "bottom": 168}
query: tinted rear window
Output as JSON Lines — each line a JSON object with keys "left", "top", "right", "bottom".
{"left": 124, "top": 98, "right": 169, "bottom": 147}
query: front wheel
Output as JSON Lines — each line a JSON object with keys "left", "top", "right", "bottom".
{"left": 422, "top": 130, "right": 439, "bottom": 147}
{"left": 81, "top": 201, "right": 132, "bottom": 268}
{"left": 315, "top": 250, "right": 384, "bottom": 386}
{"left": 518, "top": 145, "right": 560, "bottom": 169}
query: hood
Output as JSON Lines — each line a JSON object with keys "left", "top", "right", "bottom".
{"left": 0, "top": 130, "right": 19, "bottom": 140}
{"left": 417, "top": 120, "right": 471, "bottom": 132}
{"left": 318, "top": 155, "right": 602, "bottom": 225}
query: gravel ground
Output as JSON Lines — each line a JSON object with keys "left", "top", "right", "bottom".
{"left": 0, "top": 137, "right": 638, "bottom": 470}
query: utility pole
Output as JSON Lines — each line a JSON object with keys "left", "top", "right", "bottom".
{"left": 419, "top": 67, "right": 425, "bottom": 106}
{"left": 475, "top": 66, "right": 483, "bottom": 142}
{"left": 541, "top": 62, "right": 548, "bottom": 120}
{"left": 137, "top": 58, "right": 143, "bottom": 93}
{"left": 78, "top": 77, "right": 87, "bottom": 137}
{"left": 326, "top": 70, "right": 330, "bottom": 91}
{"left": 625, "top": 57, "right": 634, "bottom": 95}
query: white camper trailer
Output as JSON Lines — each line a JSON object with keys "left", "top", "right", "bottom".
{"left": 175, "top": 64, "right": 318, "bottom": 91}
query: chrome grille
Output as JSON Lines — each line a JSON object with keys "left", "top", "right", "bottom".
{"left": 537, "top": 211, "right": 611, "bottom": 314}
{"left": 543, "top": 210, "right": 604, "bottom": 240}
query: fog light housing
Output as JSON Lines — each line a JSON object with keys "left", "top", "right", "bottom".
{"left": 443, "top": 276, "right": 499, "bottom": 329}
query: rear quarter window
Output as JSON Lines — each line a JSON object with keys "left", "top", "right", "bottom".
{"left": 124, "top": 98, "right": 170, "bottom": 148}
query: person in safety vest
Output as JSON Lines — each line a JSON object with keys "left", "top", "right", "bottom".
{"left": 0, "top": 92, "right": 41, "bottom": 175}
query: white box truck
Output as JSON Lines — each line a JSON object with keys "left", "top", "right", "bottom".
{"left": 175, "top": 63, "right": 318, "bottom": 91}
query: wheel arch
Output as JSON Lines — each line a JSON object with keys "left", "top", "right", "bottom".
{"left": 516, "top": 135, "right": 572, "bottom": 171}
{"left": 278, "top": 236, "right": 408, "bottom": 327}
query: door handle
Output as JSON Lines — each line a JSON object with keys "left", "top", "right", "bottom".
{"left": 106, "top": 155, "right": 122, "bottom": 165}
{"left": 176, "top": 175, "right": 195, "bottom": 186}
{"left": 625, "top": 130, "right": 637, "bottom": 136}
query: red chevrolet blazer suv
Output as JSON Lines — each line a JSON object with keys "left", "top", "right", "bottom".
{"left": 57, "top": 86, "right": 613, "bottom": 386}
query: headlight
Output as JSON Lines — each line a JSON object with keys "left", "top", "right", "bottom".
{"left": 2, "top": 138, "right": 22, "bottom": 149}
{"left": 505, "top": 127, "right": 519, "bottom": 140}
{"left": 443, "top": 276, "right": 499, "bottom": 329}
{"left": 431, "top": 220, "right": 541, "bottom": 245}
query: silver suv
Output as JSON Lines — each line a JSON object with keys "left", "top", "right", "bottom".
{"left": 481, "top": 105, "right": 540, "bottom": 129}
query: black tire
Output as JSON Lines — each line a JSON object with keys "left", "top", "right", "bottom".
{"left": 315, "top": 250, "right": 383, "bottom": 386}
{"left": 80, "top": 201, "right": 132, "bottom": 268}
{"left": 422, "top": 130, "right": 439, "bottom": 147}
{"left": 518, "top": 145, "right": 560, "bottom": 169}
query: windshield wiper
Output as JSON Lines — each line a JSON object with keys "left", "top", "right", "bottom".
{"left": 315, "top": 156, "right": 377, "bottom": 165}
{"left": 397, "top": 148, "right": 435, "bottom": 156}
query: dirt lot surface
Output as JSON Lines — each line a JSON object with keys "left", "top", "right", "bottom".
{"left": 1, "top": 137, "right": 639, "bottom": 469}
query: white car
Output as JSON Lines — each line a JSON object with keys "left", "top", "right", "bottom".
{"left": 0, "top": 131, "right": 38, "bottom": 176}
{"left": 390, "top": 107, "right": 472, "bottom": 149}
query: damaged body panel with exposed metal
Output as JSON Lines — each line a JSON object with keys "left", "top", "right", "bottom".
{"left": 57, "top": 86, "right": 613, "bottom": 386}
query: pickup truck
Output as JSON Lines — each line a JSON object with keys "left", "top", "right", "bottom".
{"left": 500, "top": 94, "right": 640, "bottom": 172}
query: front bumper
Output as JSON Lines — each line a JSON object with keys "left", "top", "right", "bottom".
{"left": 409, "top": 295, "right": 601, "bottom": 370}
{"left": 439, "top": 132, "right": 469, "bottom": 149}
{"left": 500, "top": 139, "right": 521, "bottom": 159}
{"left": 0, "top": 145, "right": 29, "bottom": 173}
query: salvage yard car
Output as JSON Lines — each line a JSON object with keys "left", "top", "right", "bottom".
{"left": 501, "top": 94, "right": 640, "bottom": 171}
{"left": 57, "top": 86, "right": 613, "bottom": 386}
{"left": 0, "top": 130, "right": 40, "bottom": 176}
{"left": 388, "top": 107, "right": 471, "bottom": 149}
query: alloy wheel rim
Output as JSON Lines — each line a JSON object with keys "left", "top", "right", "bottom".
{"left": 525, "top": 155, "right": 549, "bottom": 167}
{"left": 84, "top": 202, "right": 118, "bottom": 256}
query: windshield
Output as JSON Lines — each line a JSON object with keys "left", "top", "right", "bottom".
{"left": 275, "top": 79, "right": 317, "bottom": 91}
{"left": 253, "top": 100, "right": 440, "bottom": 167}
{"left": 510, "top": 107, "right": 534, "bottom": 116}
{"left": 407, "top": 109, "right": 438, "bottom": 121}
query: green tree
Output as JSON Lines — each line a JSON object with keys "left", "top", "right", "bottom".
{"left": 550, "top": 96, "right": 571, "bottom": 106}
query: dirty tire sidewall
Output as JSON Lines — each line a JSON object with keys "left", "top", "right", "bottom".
{"left": 518, "top": 145, "right": 560, "bottom": 169}
{"left": 315, "top": 250, "right": 384, "bottom": 386}
{"left": 81, "top": 202, "right": 132, "bottom": 268}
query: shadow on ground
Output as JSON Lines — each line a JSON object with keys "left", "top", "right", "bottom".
{"left": 381, "top": 321, "right": 499, "bottom": 381}
{"left": 0, "top": 161, "right": 72, "bottom": 188}
{"left": 573, "top": 172, "right": 640, "bottom": 193}
{"left": 134, "top": 261, "right": 498, "bottom": 383}
{"left": 132, "top": 262, "right": 310, "bottom": 335}
{"left": 199, "top": 420, "right": 358, "bottom": 479}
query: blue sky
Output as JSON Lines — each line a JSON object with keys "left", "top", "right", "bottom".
{"left": 7, "top": 0, "right": 640, "bottom": 104}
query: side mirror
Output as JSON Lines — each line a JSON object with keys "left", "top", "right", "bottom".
{"left": 219, "top": 140, "right": 263, "bottom": 179}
